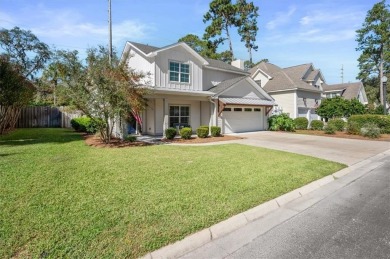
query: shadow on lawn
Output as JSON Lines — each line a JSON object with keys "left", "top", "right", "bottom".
{"left": 0, "top": 128, "right": 83, "bottom": 147}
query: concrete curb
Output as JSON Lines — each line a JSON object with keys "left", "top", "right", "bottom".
{"left": 141, "top": 149, "right": 390, "bottom": 259}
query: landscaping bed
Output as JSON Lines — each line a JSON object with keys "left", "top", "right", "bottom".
{"left": 294, "top": 130, "right": 390, "bottom": 141}
{"left": 0, "top": 128, "right": 345, "bottom": 258}
{"left": 161, "top": 134, "right": 243, "bottom": 144}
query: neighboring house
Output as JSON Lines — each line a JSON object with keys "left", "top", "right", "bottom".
{"left": 121, "top": 41, "right": 275, "bottom": 135}
{"left": 250, "top": 62, "right": 324, "bottom": 121}
{"left": 322, "top": 82, "right": 368, "bottom": 104}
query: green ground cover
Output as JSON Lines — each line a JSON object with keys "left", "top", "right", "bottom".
{"left": 0, "top": 128, "right": 345, "bottom": 258}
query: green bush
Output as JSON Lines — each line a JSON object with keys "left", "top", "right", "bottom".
{"left": 70, "top": 117, "right": 98, "bottom": 134}
{"left": 324, "top": 125, "right": 336, "bottom": 134}
{"left": 125, "top": 135, "right": 137, "bottom": 142}
{"left": 327, "top": 118, "right": 345, "bottom": 131}
{"left": 180, "top": 127, "right": 192, "bottom": 139}
{"left": 211, "top": 126, "right": 221, "bottom": 137}
{"left": 294, "top": 117, "right": 309, "bottom": 130}
{"left": 310, "top": 120, "right": 324, "bottom": 130}
{"left": 196, "top": 127, "right": 209, "bottom": 138}
{"left": 360, "top": 123, "right": 381, "bottom": 138}
{"left": 268, "top": 113, "right": 295, "bottom": 132}
{"left": 165, "top": 128, "right": 177, "bottom": 140}
{"left": 347, "top": 121, "right": 360, "bottom": 135}
{"left": 348, "top": 115, "right": 390, "bottom": 134}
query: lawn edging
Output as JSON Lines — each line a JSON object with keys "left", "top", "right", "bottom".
{"left": 141, "top": 153, "right": 389, "bottom": 259}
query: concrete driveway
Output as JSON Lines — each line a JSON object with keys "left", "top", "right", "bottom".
{"left": 234, "top": 131, "right": 390, "bottom": 166}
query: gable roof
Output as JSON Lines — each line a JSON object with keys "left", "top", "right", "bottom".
{"left": 124, "top": 41, "right": 247, "bottom": 74}
{"left": 251, "top": 62, "right": 322, "bottom": 93}
{"left": 208, "top": 76, "right": 247, "bottom": 94}
{"left": 323, "top": 82, "right": 364, "bottom": 100}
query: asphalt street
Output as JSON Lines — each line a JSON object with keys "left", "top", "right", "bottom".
{"left": 227, "top": 157, "right": 390, "bottom": 259}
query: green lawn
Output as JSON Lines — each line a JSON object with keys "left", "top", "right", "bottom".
{"left": 0, "top": 129, "right": 345, "bottom": 258}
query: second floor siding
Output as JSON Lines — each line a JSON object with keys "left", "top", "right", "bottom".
{"left": 154, "top": 46, "right": 203, "bottom": 91}
{"left": 203, "top": 69, "right": 244, "bottom": 91}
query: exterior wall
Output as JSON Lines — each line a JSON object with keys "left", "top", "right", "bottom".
{"left": 269, "top": 91, "right": 296, "bottom": 118}
{"left": 145, "top": 99, "right": 155, "bottom": 135}
{"left": 297, "top": 91, "right": 322, "bottom": 109}
{"left": 252, "top": 71, "right": 270, "bottom": 87}
{"left": 221, "top": 80, "right": 266, "bottom": 99}
{"left": 154, "top": 46, "right": 203, "bottom": 91}
{"left": 127, "top": 49, "right": 155, "bottom": 85}
{"left": 203, "top": 69, "right": 243, "bottom": 91}
{"left": 200, "top": 101, "right": 211, "bottom": 126}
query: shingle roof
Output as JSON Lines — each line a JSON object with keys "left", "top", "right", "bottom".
{"left": 219, "top": 97, "right": 275, "bottom": 106}
{"left": 128, "top": 41, "right": 160, "bottom": 54}
{"left": 204, "top": 58, "right": 248, "bottom": 74}
{"left": 208, "top": 76, "right": 247, "bottom": 94}
{"left": 305, "top": 69, "right": 320, "bottom": 81}
{"left": 323, "top": 82, "right": 363, "bottom": 100}
{"left": 251, "top": 62, "right": 322, "bottom": 93}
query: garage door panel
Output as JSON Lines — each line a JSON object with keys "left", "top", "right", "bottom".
{"left": 221, "top": 108, "right": 264, "bottom": 133}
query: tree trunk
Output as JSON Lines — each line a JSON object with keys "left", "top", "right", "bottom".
{"left": 249, "top": 46, "right": 252, "bottom": 65}
{"left": 226, "top": 25, "right": 234, "bottom": 60}
{"left": 380, "top": 53, "right": 384, "bottom": 106}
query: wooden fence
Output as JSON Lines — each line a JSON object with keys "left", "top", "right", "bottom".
{"left": 16, "top": 106, "right": 82, "bottom": 128}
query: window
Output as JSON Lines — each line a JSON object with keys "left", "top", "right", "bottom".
{"left": 223, "top": 107, "right": 232, "bottom": 111}
{"left": 254, "top": 108, "right": 261, "bottom": 112}
{"left": 244, "top": 108, "right": 252, "bottom": 112}
{"left": 169, "top": 106, "right": 190, "bottom": 127}
{"left": 169, "top": 61, "right": 190, "bottom": 83}
{"left": 234, "top": 108, "right": 242, "bottom": 112}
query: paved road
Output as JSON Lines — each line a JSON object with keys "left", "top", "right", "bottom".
{"left": 180, "top": 152, "right": 390, "bottom": 259}
{"left": 235, "top": 132, "right": 390, "bottom": 166}
{"left": 227, "top": 158, "right": 390, "bottom": 259}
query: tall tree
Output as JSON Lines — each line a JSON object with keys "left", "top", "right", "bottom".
{"left": 0, "top": 26, "right": 51, "bottom": 80}
{"left": 237, "top": 0, "right": 259, "bottom": 65}
{"left": 178, "top": 34, "right": 220, "bottom": 59}
{"left": 356, "top": 0, "right": 390, "bottom": 105}
{"left": 203, "top": 0, "right": 239, "bottom": 60}
{"left": 55, "top": 47, "right": 148, "bottom": 143}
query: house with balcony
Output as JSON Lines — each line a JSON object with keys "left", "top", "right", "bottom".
{"left": 250, "top": 62, "right": 324, "bottom": 121}
{"left": 121, "top": 41, "right": 275, "bottom": 135}
{"left": 322, "top": 82, "right": 368, "bottom": 104}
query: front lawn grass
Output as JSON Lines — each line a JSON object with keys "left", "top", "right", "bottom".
{"left": 0, "top": 128, "right": 345, "bottom": 258}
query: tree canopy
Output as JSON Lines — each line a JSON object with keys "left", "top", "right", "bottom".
{"left": 356, "top": 0, "right": 390, "bottom": 105}
{"left": 316, "top": 96, "right": 366, "bottom": 120}
{"left": 0, "top": 26, "right": 51, "bottom": 79}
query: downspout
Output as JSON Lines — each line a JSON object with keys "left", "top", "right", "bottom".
{"left": 208, "top": 97, "right": 215, "bottom": 135}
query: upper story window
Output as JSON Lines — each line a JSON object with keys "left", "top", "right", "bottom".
{"left": 169, "top": 61, "right": 190, "bottom": 83}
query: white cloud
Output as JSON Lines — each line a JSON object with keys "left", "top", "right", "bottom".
{"left": 266, "top": 6, "right": 297, "bottom": 30}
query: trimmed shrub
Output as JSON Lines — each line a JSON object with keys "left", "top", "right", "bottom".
{"left": 211, "top": 126, "right": 221, "bottom": 137}
{"left": 347, "top": 121, "right": 360, "bottom": 135}
{"left": 196, "top": 127, "right": 209, "bottom": 138}
{"left": 165, "top": 128, "right": 177, "bottom": 140}
{"left": 324, "top": 125, "right": 336, "bottom": 134}
{"left": 294, "top": 117, "right": 309, "bottom": 130}
{"left": 180, "top": 127, "right": 192, "bottom": 139}
{"left": 327, "top": 118, "right": 345, "bottom": 131}
{"left": 268, "top": 113, "right": 295, "bottom": 132}
{"left": 310, "top": 120, "right": 324, "bottom": 130}
{"left": 125, "top": 135, "right": 137, "bottom": 142}
{"left": 70, "top": 117, "right": 98, "bottom": 134}
{"left": 348, "top": 115, "right": 390, "bottom": 134}
{"left": 360, "top": 123, "right": 381, "bottom": 138}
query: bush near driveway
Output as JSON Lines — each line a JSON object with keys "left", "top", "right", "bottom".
{"left": 294, "top": 117, "right": 309, "bottom": 130}
{"left": 0, "top": 129, "right": 345, "bottom": 258}
{"left": 348, "top": 115, "right": 390, "bottom": 134}
{"left": 327, "top": 118, "right": 346, "bottom": 132}
{"left": 268, "top": 113, "right": 295, "bottom": 132}
{"left": 310, "top": 120, "right": 324, "bottom": 130}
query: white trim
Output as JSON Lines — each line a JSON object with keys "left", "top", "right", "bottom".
{"left": 250, "top": 68, "right": 273, "bottom": 80}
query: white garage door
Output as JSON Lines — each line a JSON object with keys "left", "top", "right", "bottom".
{"left": 221, "top": 107, "right": 265, "bottom": 134}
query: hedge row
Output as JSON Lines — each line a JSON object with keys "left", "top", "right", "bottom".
{"left": 164, "top": 126, "right": 221, "bottom": 140}
{"left": 348, "top": 115, "right": 390, "bottom": 134}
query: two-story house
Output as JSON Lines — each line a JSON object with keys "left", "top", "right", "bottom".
{"left": 322, "top": 82, "right": 368, "bottom": 104}
{"left": 250, "top": 62, "right": 324, "bottom": 121}
{"left": 122, "top": 41, "right": 275, "bottom": 135}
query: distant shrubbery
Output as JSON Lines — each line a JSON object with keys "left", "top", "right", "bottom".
{"left": 294, "top": 117, "right": 308, "bottom": 130}
{"left": 310, "top": 120, "right": 324, "bottom": 130}
{"left": 70, "top": 117, "right": 99, "bottom": 134}
{"left": 327, "top": 118, "right": 345, "bottom": 132}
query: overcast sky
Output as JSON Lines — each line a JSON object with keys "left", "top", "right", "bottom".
{"left": 0, "top": 0, "right": 379, "bottom": 84}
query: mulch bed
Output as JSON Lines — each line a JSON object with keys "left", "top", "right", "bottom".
{"left": 294, "top": 130, "right": 390, "bottom": 142}
{"left": 84, "top": 134, "right": 244, "bottom": 148}
{"left": 83, "top": 135, "right": 152, "bottom": 148}
{"left": 161, "top": 135, "right": 244, "bottom": 144}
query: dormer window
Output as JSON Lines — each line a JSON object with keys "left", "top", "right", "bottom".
{"left": 169, "top": 61, "right": 190, "bottom": 83}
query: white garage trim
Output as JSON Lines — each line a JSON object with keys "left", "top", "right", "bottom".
{"left": 220, "top": 105, "right": 266, "bottom": 134}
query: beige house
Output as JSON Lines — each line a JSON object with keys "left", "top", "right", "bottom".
{"left": 122, "top": 42, "right": 275, "bottom": 135}
{"left": 250, "top": 62, "right": 324, "bottom": 121}
{"left": 322, "top": 82, "right": 368, "bottom": 104}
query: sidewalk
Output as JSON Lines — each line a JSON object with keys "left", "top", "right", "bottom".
{"left": 141, "top": 149, "right": 390, "bottom": 259}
